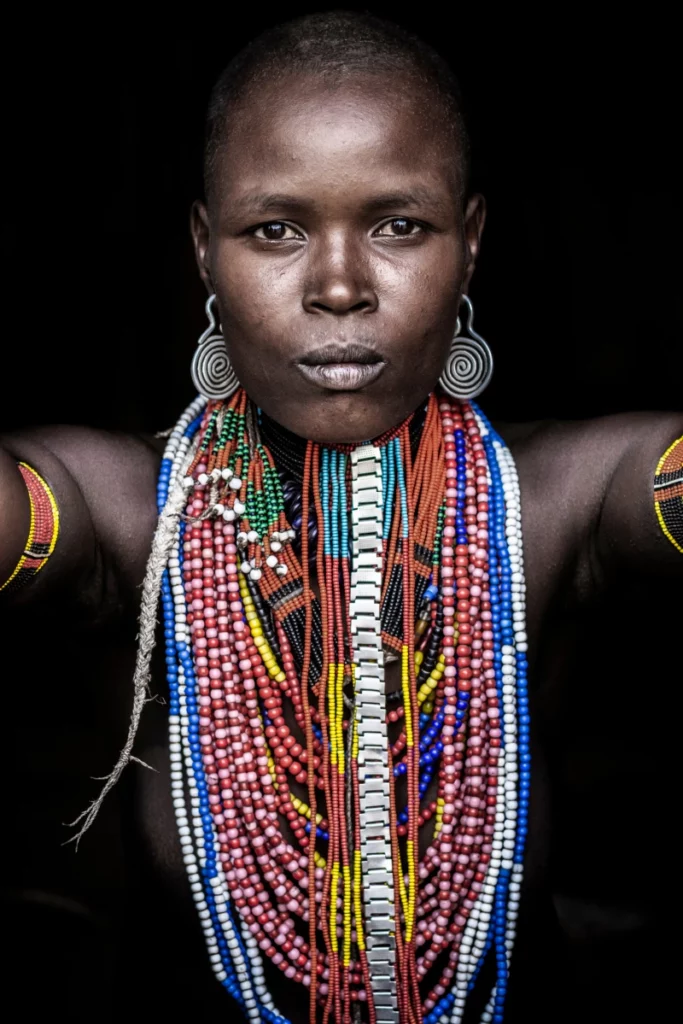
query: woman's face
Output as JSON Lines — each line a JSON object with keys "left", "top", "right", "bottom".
{"left": 192, "top": 71, "right": 485, "bottom": 443}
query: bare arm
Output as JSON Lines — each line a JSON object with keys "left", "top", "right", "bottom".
{"left": 0, "top": 426, "right": 160, "bottom": 618}
{"left": 594, "top": 412, "right": 683, "bottom": 580}
{"left": 498, "top": 412, "right": 682, "bottom": 623}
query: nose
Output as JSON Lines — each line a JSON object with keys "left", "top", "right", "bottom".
{"left": 302, "top": 235, "right": 378, "bottom": 315}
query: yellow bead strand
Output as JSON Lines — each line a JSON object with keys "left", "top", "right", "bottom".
{"left": 342, "top": 864, "right": 353, "bottom": 965}
{"left": 238, "top": 575, "right": 286, "bottom": 682}
{"left": 336, "top": 662, "right": 345, "bottom": 774}
{"left": 417, "top": 653, "right": 446, "bottom": 706}
{"left": 433, "top": 796, "right": 445, "bottom": 838}
{"left": 329, "top": 860, "right": 340, "bottom": 954}
{"left": 246, "top": 577, "right": 327, "bottom": 868}
{"left": 352, "top": 847, "right": 366, "bottom": 951}
{"left": 401, "top": 645, "right": 414, "bottom": 748}
{"left": 405, "top": 838, "right": 417, "bottom": 943}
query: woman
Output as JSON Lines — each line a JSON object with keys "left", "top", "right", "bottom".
{"left": 1, "top": 11, "right": 680, "bottom": 1024}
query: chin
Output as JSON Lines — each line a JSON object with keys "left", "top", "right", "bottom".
{"left": 267, "top": 388, "right": 422, "bottom": 445}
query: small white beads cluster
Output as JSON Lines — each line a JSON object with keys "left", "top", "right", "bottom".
{"left": 235, "top": 527, "right": 294, "bottom": 581}
{"left": 186, "top": 464, "right": 294, "bottom": 582}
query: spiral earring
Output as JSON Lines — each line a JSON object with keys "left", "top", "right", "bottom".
{"left": 438, "top": 295, "right": 494, "bottom": 401}
{"left": 191, "top": 294, "right": 239, "bottom": 400}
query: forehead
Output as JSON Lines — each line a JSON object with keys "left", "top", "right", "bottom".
{"left": 213, "top": 72, "right": 460, "bottom": 208}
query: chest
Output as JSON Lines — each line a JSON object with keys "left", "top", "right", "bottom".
{"left": 125, "top": 432, "right": 575, "bottom": 1017}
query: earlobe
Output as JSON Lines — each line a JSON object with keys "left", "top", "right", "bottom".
{"left": 190, "top": 201, "right": 214, "bottom": 292}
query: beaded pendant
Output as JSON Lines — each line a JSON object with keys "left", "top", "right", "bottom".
{"left": 156, "top": 391, "right": 530, "bottom": 1024}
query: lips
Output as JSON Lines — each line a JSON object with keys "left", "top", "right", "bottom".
{"left": 297, "top": 361, "right": 385, "bottom": 390}
{"left": 296, "top": 342, "right": 385, "bottom": 392}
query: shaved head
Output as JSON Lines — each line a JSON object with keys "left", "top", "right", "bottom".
{"left": 203, "top": 11, "right": 471, "bottom": 206}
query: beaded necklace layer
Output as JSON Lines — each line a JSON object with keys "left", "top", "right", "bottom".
{"left": 157, "top": 389, "right": 530, "bottom": 1024}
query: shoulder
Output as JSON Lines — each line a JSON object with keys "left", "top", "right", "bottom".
{"left": 1, "top": 423, "right": 163, "bottom": 515}
{"left": 493, "top": 411, "right": 683, "bottom": 598}
{"left": 496, "top": 410, "right": 682, "bottom": 503}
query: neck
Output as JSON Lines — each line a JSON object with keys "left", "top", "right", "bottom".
{"left": 258, "top": 398, "right": 429, "bottom": 484}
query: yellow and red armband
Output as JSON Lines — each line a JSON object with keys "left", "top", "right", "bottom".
{"left": 0, "top": 462, "right": 60, "bottom": 594}
{"left": 654, "top": 435, "right": 683, "bottom": 555}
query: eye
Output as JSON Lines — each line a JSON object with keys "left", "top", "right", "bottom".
{"left": 251, "top": 221, "right": 302, "bottom": 241}
{"left": 374, "top": 218, "right": 423, "bottom": 237}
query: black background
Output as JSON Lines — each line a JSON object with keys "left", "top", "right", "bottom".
{"left": 1, "top": 5, "right": 681, "bottom": 1022}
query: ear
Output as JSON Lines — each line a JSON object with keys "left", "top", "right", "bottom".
{"left": 190, "top": 201, "right": 214, "bottom": 293}
{"left": 461, "top": 193, "right": 487, "bottom": 295}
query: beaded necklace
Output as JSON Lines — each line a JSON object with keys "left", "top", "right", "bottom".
{"left": 157, "top": 390, "right": 530, "bottom": 1024}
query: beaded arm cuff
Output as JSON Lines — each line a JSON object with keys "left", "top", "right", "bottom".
{"left": 0, "top": 462, "right": 60, "bottom": 594}
{"left": 654, "top": 436, "right": 683, "bottom": 555}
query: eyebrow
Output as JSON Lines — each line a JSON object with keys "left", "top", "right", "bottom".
{"left": 234, "top": 186, "right": 450, "bottom": 217}
{"left": 361, "top": 188, "right": 449, "bottom": 215}
{"left": 236, "top": 192, "right": 312, "bottom": 215}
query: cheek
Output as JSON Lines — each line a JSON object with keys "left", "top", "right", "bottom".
{"left": 381, "top": 235, "right": 462, "bottom": 311}
{"left": 380, "top": 258, "right": 461, "bottom": 368}
{"left": 212, "top": 244, "right": 299, "bottom": 339}
{"left": 394, "top": 323, "right": 453, "bottom": 395}
{"left": 209, "top": 247, "right": 303, "bottom": 407}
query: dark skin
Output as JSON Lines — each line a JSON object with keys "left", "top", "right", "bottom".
{"left": 192, "top": 73, "right": 483, "bottom": 444}
{"left": 0, "top": 69, "right": 681, "bottom": 1022}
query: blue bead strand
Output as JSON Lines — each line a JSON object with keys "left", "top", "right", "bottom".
{"left": 485, "top": 429, "right": 513, "bottom": 1018}
{"left": 475, "top": 406, "right": 531, "bottom": 865}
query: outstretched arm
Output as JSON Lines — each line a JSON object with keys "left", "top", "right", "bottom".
{"left": 0, "top": 426, "right": 160, "bottom": 617}
{"left": 0, "top": 433, "right": 96, "bottom": 607}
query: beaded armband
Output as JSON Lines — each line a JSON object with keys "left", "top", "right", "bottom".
{"left": 654, "top": 436, "right": 683, "bottom": 555}
{"left": 0, "top": 462, "right": 60, "bottom": 594}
